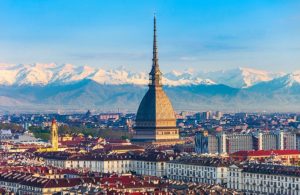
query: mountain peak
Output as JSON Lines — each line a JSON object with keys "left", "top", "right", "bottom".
{"left": 281, "top": 73, "right": 300, "bottom": 87}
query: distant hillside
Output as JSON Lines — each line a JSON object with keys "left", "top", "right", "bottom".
{"left": 1, "top": 78, "right": 300, "bottom": 113}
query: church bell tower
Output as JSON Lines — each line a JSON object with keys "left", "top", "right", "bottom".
{"left": 51, "top": 118, "right": 59, "bottom": 151}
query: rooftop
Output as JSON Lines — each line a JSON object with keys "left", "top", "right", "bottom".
{"left": 169, "top": 156, "right": 233, "bottom": 167}
{"left": 0, "top": 171, "right": 102, "bottom": 188}
{"left": 38, "top": 151, "right": 177, "bottom": 162}
{"left": 231, "top": 150, "right": 300, "bottom": 157}
{"left": 241, "top": 163, "right": 300, "bottom": 177}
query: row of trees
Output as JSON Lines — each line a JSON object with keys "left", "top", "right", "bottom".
{"left": 28, "top": 125, "right": 131, "bottom": 141}
{"left": 0, "top": 123, "right": 23, "bottom": 133}
{"left": 28, "top": 126, "right": 50, "bottom": 141}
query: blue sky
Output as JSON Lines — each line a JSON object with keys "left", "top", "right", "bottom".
{"left": 0, "top": 0, "right": 300, "bottom": 72}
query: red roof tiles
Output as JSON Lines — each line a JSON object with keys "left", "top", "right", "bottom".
{"left": 231, "top": 150, "right": 300, "bottom": 157}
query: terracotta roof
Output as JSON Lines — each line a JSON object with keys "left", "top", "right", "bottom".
{"left": 39, "top": 151, "right": 176, "bottom": 162}
{"left": 0, "top": 171, "right": 102, "bottom": 188}
{"left": 242, "top": 163, "right": 300, "bottom": 177}
{"left": 0, "top": 166, "right": 79, "bottom": 176}
{"left": 60, "top": 140, "right": 82, "bottom": 146}
{"left": 231, "top": 150, "right": 300, "bottom": 157}
{"left": 104, "top": 144, "right": 144, "bottom": 151}
{"left": 106, "top": 139, "right": 129, "bottom": 143}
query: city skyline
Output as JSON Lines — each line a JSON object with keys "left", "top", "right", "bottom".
{"left": 0, "top": 0, "right": 300, "bottom": 72}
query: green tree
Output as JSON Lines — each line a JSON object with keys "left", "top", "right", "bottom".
{"left": 28, "top": 126, "right": 50, "bottom": 141}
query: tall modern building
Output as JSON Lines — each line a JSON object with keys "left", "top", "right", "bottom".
{"left": 132, "top": 16, "right": 180, "bottom": 145}
{"left": 195, "top": 131, "right": 219, "bottom": 154}
{"left": 195, "top": 131, "right": 297, "bottom": 155}
{"left": 194, "top": 131, "right": 229, "bottom": 155}
{"left": 225, "top": 133, "right": 254, "bottom": 154}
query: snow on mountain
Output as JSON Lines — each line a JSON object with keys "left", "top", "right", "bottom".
{"left": 0, "top": 63, "right": 295, "bottom": 88}
{"left": 1, "top": 64, "right": 300, "bottom": 112}
{"left": 16, "top": 64, "right": 54, "bottom": 85}
{"left": 0, "top": 63, "right": 215, "bottom": 86}
{"left": 0, "top": 63, "right": 22, "bottom": 85}
{"left": 280, "top": 73, "right": 300, "bottom": 87}
{"left": 201, "top": 67, "right": 283, "bottom": 88}
{"left": 264, "top": 72, "right": 300, "bottom": 88}
{"left": 164, "top": 70, "right": 215, "bottom": 86}
{"left": 50, "top": 64, "right": 96, "bottom": 83}
{"left": 245, "top": 70, "right": 300, "bottom": 95}
{"left": 90, "top": 69, "right": 148, "bottom": 85}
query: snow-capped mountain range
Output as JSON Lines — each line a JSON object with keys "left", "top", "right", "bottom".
{"left": 1, "top": 63, "right": 300, "bottom": 112}
{"left": 0, "top": 63, "right": 298, "bottom": 88}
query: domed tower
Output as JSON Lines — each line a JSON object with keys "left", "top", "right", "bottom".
{"left": 133, "top": 16, "right": 179, "bottom": 143}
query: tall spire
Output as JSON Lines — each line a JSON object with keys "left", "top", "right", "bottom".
{"left": 153, "top": 14, "right": 158, "bottom": 67}
{"left": 149, "top": 14, "right": 162, "bottom": 87}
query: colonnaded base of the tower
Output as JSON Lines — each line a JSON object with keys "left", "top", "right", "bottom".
{"left": 131, "top": 129, "right": 184, "bottom": 146}
{"left": 131, "top": 139, "right": 185, "bottom": 146}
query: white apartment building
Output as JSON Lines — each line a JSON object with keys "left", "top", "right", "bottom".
{"left": 43, "top": 152, "right": 172, "bottom": 177}
{"left": 227, "top": 163, "right": 300, "bottom": 195}
{"left": 166, "top": 156, "right": 231, "bottom": 185}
